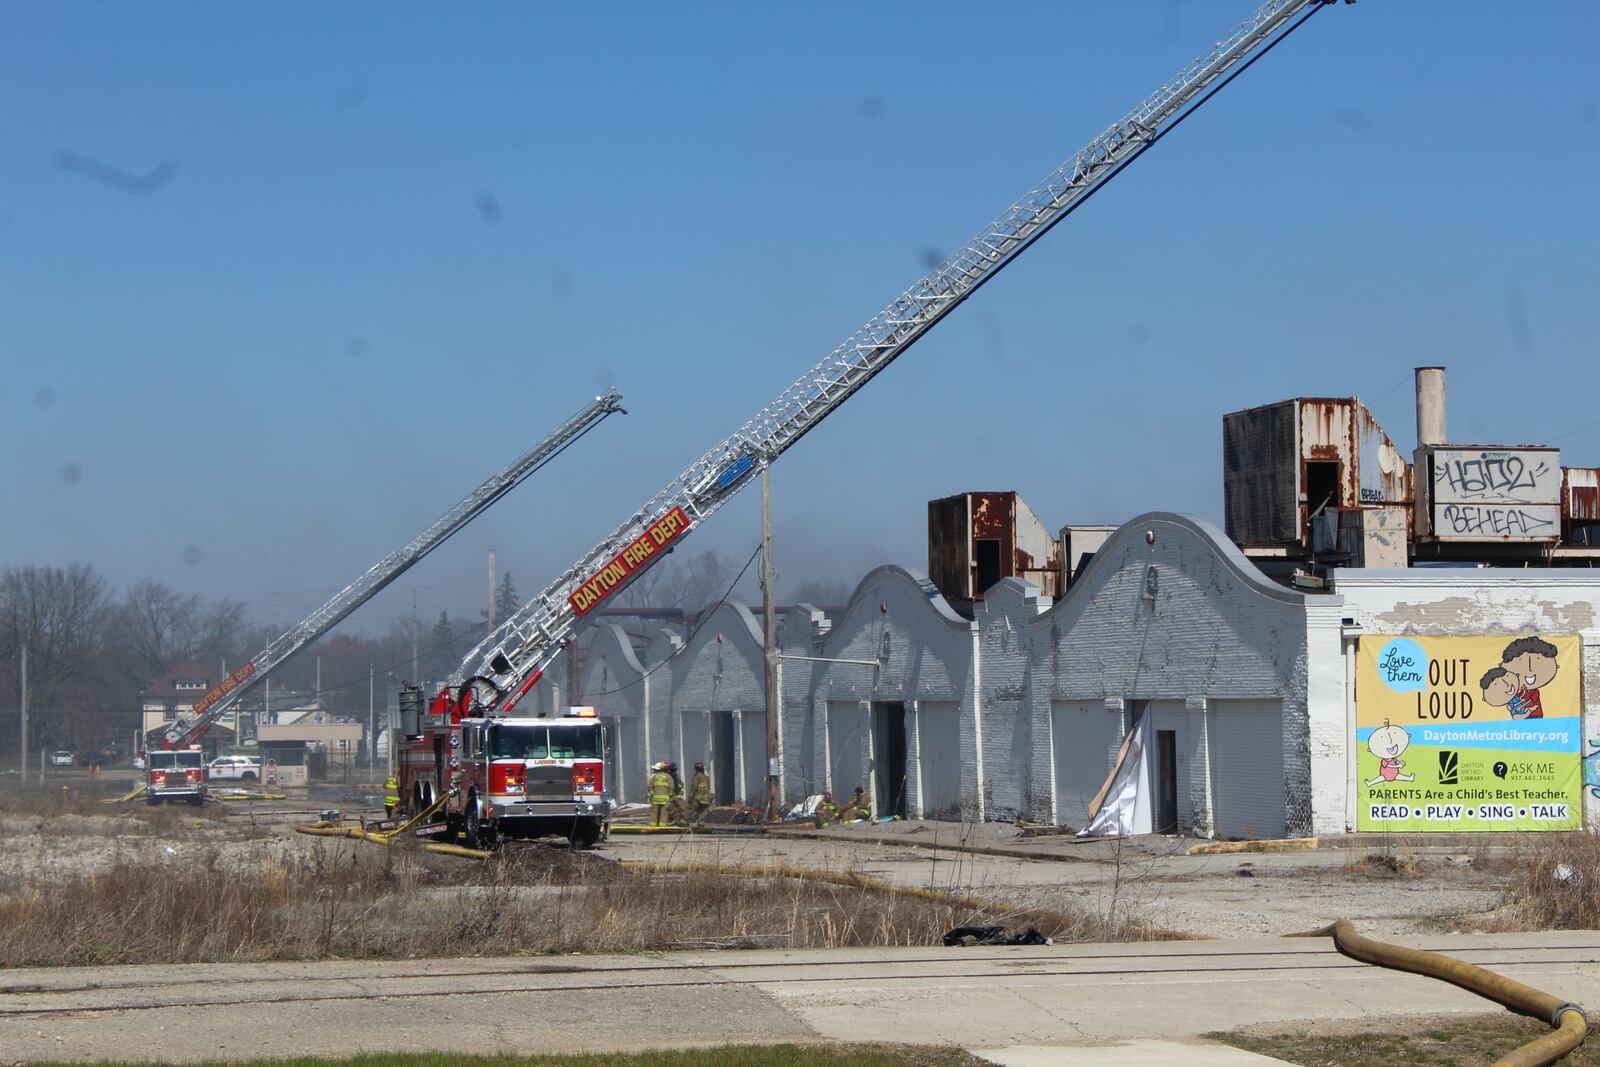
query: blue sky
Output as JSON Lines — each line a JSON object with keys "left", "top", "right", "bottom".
{"left": 4, "top": 0, "right": 1598, "bottom": 634}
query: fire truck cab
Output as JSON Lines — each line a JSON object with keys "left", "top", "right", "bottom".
{"left": 395, "top": 687, "right": 611, "bottom": 851}
{"left": 454, "top": 709, "right": 611, "bottom": 849}
{"left": 146, "top": 747, "right": 207, "bottom": 805}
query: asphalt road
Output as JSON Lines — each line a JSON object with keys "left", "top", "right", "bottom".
{"left": 2, "top": 932, "right": 1596, "bottom": 1064}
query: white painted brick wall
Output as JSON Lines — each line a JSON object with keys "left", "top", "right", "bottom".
{"left": 1016, "top": 514, "right": 1317, "bottom": 834}
{"left": 574, "top": 516, "right": 1328, "bottom": 834}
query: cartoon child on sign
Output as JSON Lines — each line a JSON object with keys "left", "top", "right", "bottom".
{"left": 1364, "top": 720, "right": 1416, "bottom": 787}
{"left": 1479, "top": 667, "right": 1534, "bottom": 719}
{"left": 1499, "top": 637, "right": 1559, "bottom": 719}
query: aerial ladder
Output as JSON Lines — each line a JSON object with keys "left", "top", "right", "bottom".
{"left": 443, "top": 0, "right": 1347, "bottom": 718}
{"left": 160, "top": 389, "right": 626, "bottom": 750}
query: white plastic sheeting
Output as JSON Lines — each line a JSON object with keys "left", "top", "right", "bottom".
{"left": 1080, "top": 714, "right": 1153, "bottom": 837}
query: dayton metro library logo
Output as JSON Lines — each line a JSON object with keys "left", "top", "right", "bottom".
{"left": 1437, "top": 749, "right": 1459, "bottom": 785}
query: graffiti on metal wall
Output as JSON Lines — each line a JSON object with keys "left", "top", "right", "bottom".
{"left": 1437, "top": 504, "right": 1557, "bottom": 538}
{"left": 1428, "top": 447, "right": 1561, "bottom": 543}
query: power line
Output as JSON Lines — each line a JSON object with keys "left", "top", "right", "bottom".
{"left": 586, "top": 542, "right": 764, "bottom": 698}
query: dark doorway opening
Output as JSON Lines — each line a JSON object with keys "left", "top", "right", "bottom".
{"left": 710, "top": 712, "right": 737, "bottom": 805}
{"left": 1304, "top": 461, "right": 1341, "bottom": 519}
{"left": 871, "top": 702, "right": 908, "bottom": 819}
{"left": 1154, "top": 729, "right": 1178, "bottom": 834}
{"left": 974, "top": 538, "right": 1002, "bottom": 595}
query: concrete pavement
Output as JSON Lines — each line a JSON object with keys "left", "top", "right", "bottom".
{"left": 1, "top": 932, "right": 1594, "bottom": 1063}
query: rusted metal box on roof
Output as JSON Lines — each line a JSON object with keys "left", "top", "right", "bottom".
{"left": 1414, "top": 445, "right": 1561, "bottom": 542}
{"left": 928, "top": 492, "right": 1061, "bottom": 601}
{"left": 1223, "top": 397, "right": 1411, "bottom": 547}
{"left": 1563, "top": 467, "right": 1600, "bottom": 545}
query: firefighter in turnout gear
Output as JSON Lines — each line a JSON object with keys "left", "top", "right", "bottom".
{"left": 667, "top": 761, "right": 687, "bottom": 825}
{"left": 383, "top": 775, "right": 401, "bottom": 818}
{"left": 843, "top": 786, "right": 872, "bottom": 823}
{"left": 814, "top": 791, "right": 840, "bottom": 828}
{"left": 649, "top": 763, "right": 675, "bottom": 827}
{"left": 689, "top": 762, "right": 712, "bottom": 828}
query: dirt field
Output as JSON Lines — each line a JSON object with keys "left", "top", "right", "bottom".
{"left": 604, "top": 820, "right": 1520, "bottom": 940}
{"left": 0, "top": 785, "right": 1533, "bottom": 948}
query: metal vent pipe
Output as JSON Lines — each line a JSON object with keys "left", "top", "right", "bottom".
{"left": 1415, "top": 366, "right": 1447, "bottom": 446}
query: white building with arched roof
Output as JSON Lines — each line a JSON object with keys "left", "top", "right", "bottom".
{"left": 563, "top": 510, "right": 1600, "bottom": 836}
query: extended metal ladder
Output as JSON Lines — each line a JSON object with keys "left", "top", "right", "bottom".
{"left": 454, "top": 0, "right": 1342, "bottom": 711}
{"left": 163, "top": 389, "right": 626, "bottom": 748}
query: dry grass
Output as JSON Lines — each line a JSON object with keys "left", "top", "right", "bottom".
{"left": 0, "top": 780, "right": 235, "bottom": 844}
{"left": 0, "top": 835, "right": 1151, "bottom": 967}
{"left": 1346, "top": 841, "right": 1426, "bottom": 877}
{"left": 19, "top": 1045, "right": 989, "bottom": 1067}
{"left": 1467, "top": 830, "right": 1600, "bottom": 930}
{"left": 1213, "top": 1010, "right": 1600, "bottom": 1067}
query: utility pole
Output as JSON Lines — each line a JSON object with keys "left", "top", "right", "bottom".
{"left": 762, "top": 466, "right": 779, "bottom": 821}
{"left": 368, "top": 664, "right": 375, "bottom": 769}
{"left": 488, "top": 548, "right": 497, "bottom": 629}
{"left": 315, "top": 656, "right": 322, "bottom": 712}
{"left": 411, "top": 588, "right": 419, "bottom": 685}
{"left": 18, "top": 640, "right": 27, "bottom": 776}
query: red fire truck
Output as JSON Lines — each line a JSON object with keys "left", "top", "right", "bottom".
{"left": 395, "top": 687, "right": 610, "bottom": 850}
{"left": 146, "top": 747, "right": 207, "bottom": 805}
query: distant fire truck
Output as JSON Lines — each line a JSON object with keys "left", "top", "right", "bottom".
{"left": 395, "top": 687, "right": 610, "bottom": 850}
{"left": 146, "top": 748, "right": 207, "bottom": 805}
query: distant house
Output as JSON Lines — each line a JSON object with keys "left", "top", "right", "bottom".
{"left": 140, "top": 659, "right": 212, "bottom": 738}
{"left": 139, "top": 659, "right": 237, "bottom": 755}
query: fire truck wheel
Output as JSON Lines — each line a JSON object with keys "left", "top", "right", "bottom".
{"left": 464, "top": 802, "right": 494, "bottom": 850}
{"left": 569, "top": 818, "right": 601, "bottom": 850}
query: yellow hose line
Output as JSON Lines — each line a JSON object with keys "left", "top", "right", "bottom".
{"left": 1317, "top": 919, "right": 1587, "bottom": 1067}
{"left": 294, "top": 825, "right": 393, "bottom": 846}
{"left": 609, "top": 824, "right": 688, "bottom": 835}
{"left": 426, "top": 842, "right": 491, "bottom": 859}
{"left": 383, "top": 793, "right": 450, "bottom": 839}
{"left": 100, "top": 784, "right": 147, "bottom": 804}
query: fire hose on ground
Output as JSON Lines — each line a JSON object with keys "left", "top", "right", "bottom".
{"left": 295, "top": 790, "right": 463, "bottom": 854}
{"left": 1306, "top": 919, "right": 1587, "bottom": 1067}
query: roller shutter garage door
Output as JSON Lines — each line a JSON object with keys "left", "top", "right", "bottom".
{"left": 1052, "top": 701, "right": 1123, "bottom": 829}
{"left": 1210, "top": 700, "right": 1287, "bottom": 839}
{"left": 679, "top": 711, "right": 711, "bottom": 777}
{"left": 739, "top": 711, "right": 767, "bottom": 805}
{"left": 917, "top": 702, "right": 963, "bottom": 819}
{"left": 826, "top": 702, "right": 868, "bottom": 798}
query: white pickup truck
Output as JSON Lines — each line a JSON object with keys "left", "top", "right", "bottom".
{"left": 207, "top": 755, "right": 262, "bottom": 781}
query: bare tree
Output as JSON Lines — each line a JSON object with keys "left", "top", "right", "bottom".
{"left": 605, "top": 549, "right": 738, "bottom": 646}
{"left": 616, "top": 548, "right": 736, "bottom": 620}
{"left": 110, "top": 580, "right": 247, "bottom": 693}
{"left": 0, "top": 564, "right": 112, "bottom": 754}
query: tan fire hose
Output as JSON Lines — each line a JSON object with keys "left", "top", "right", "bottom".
{"left": 1312, "top": 919, "right": 1587, "bottom": 1067}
